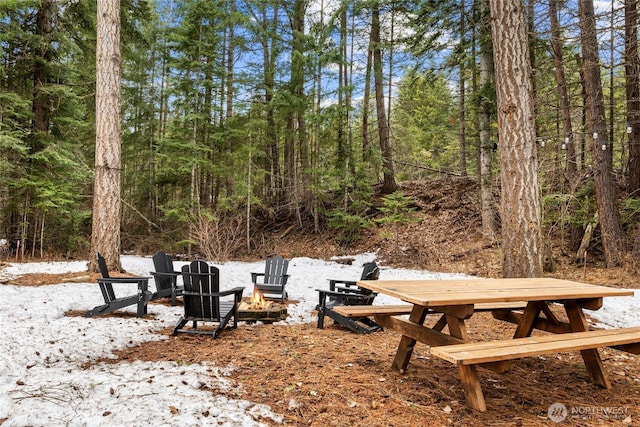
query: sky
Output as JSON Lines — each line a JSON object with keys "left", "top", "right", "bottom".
{"left": 1, "top": 253, "right": 638, "bottom": 426}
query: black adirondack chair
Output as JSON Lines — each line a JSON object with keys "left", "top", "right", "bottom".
{"left": 251, "top": 255, "right": 290, "bottom": 302}
{"left": 150, "top": 251, "right": 183, "bottom": 305}
{"left": 316, "top": 261, "right": 381, "bottom": 334}
{"left": 84, "top": 252, "right": 153, "bottom": 318}
{"left": 173, "top": 260, "right": 244, "bottom": 338}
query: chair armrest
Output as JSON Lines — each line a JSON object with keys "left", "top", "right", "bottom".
{"left": 98, "top": 277, "right": 149, "bottom": 284}
{"left": 329, "top": 279, "right": 357, "bottom": 291}
{"left": 334, "top": 285, "right": 375, "bottom": 296}
{"left": 329, "top": 279, "right": 357, "bottom": 286}
{"left": 150, "top": 271, "right": 181, "bottom": 285}
{"left": 251, "top": 272, "right": 264, "bottom": 283}
{"left": 225, "top": 286, "right": 245, "bottom": 295}
{"left": 228, "top": 287, "right": 245, "bottom": 303}
{"left": 150, "top": 271, "right": 179, "bottom": 277}
{"left": 316, "top": 288, "right": 376, "bottom": 305}
{"left": 317, "top": 289, "right": 376, "bottom": 299}
{"left": 98, "top": 277, "right": 153, "bottom": 301}
{"left": 183, "top": 286, "right": 244, "bottom": 299}
{"left": 317, "top": 289, "right": 352, "bottom": 298}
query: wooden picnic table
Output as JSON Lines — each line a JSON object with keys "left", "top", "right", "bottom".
{"left": 356, "top": 277, "right": 638, "bottom": 412}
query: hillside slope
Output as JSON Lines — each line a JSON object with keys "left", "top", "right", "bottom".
{"left": 270, "top": 178, "right": 639, "bottom": 289}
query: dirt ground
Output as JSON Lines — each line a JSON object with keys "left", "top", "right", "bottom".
{"left": 5, "top": 178, "right": 640, "bottom": 426}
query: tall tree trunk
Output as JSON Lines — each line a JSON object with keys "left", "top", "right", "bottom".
{"left": 294, "top": 0, "right": 307, "bottom": 176}
{"left": 296, "top": 15, "right": 309, "bottom": 214}
{"left": 203, "top": 46, "right": 214, "bottom": 209}
{"left": 526, "top": 0, "right": 538, "bottom": 136}
{"left": 347, "top": 4, "right": 355, "bottom": 175}
{"left": 362, "top": 48, "right": 373, "bottom": 161}
{"left": 337, "top": 4, "right": 347, "bottom": 183}
{"left": 478, "top": 0, "right": 496, "bottom": 240}
{"left": 578, "top": 0, "right": 626, "bottom": 267}
{"left": 32, "top": 0, "right": 54, "bottom": 144}
{"left": 490, "top": 0, "right": 542, "bottom": 278}
{"left": 549, "top": 0, "right": 577, "bottom": 177}
{"left": 225, "top": 0, "right": 236, "bottom": 198}
{"left": 609, "top": 1, "right": 616, "bottom": 147}
{"left": 226, "top": 0, "right": 235, "bottom": 122}
{"left": 576, "top": 54, "right": 587, "bottom": 170}
{"left": 312, "top": 0, "right": 325, "bottom": 233}
{"left": 459, "top": 0, "right": 467, "bottom": 177}
{"left": 260, "top": 3, "right": 280, "bottom": 202}
{"left": 387, "top": 8, "right": 394, "bottom": 130}
{"left": 371, "top": 1, "right": 397, "bottom": 194}
{"left": 90, "top": 0, "right": 122, "bottom": 272}
{"left": 27, "top": 0, "right": 55, "bottom": 256}
{"left": 286, "top": 0, "right": 306, "bottom": 223}
{"left": 626, "top": 0, "right": 640, "bottom": 194}
{"left": 549, "top": 0, "right": 582, "bottom": 253}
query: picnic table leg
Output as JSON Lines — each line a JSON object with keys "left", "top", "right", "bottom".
{"left": 564, "top": 301, "right": 611, "bottom": 388}
{"left": 446, "top": 313, "right": 489, "bottom": 410}
{"left": 392, "top": 305, "right": 428, "bottom": 373}
{"left": 432, "top": 314, "right": 447, "bottom": 332}
{"left": 513, "top": 302, "right": 544, "bottom": 338}
{"left": 458, "top": 365, "right": 487, "bottom": 412}
{"left": 445, "top": 315, "right": 470, "bottom": 341}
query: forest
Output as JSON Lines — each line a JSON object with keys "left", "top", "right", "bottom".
{"left": 1, "top": 0, "right": 639, "bottom": 275}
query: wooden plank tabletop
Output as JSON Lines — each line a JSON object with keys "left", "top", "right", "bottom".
{"left": 356, "top": 278, "right": 634, "bottom": 307}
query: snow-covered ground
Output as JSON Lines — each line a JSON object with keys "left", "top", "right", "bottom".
{"left": 1, "top": 254, "right": 637, "bottom": 426}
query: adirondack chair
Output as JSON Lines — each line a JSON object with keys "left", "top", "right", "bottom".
{"left": 251, "top": 255, "right": 290, "bottom": 302}
{"left": 316, "top": 261, "right": 381, "bottom": 334}
{"left": 84, "top": 252, "right": 153, "bottom": 318}
{"left": 173, "top": 260, "right": 244, "bottom": 338}
{"left": 150, "top": 251, "right": 183, "bottom": 305}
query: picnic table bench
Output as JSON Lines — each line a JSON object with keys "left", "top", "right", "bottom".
{"left": 430, "top": 326, "right": 640, "bottom": 411}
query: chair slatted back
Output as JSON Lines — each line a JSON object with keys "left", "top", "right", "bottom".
{"left": 359, "top": 262, "right": 379, "bottom": 295}
{"left": 96, "top": 252, "right": 111, "bottom": 278}
{"left": 181, "top": 261, "right": 220, "bottom": 321}
{"left": 360, "top": 262, "right": 380, "bottom": 280}
{"left": 264, "top": 255, "right": 289, "bottom": 285}
{"left": 152, "top": 251, "right": 175, "bottom": 292}
{"left": 96, "top": 252, "right": 116, "bottom": 303}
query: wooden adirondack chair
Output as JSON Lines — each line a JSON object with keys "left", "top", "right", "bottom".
{"left": 173, "top": 260, "right": 244, "bottom": 338}
{"left": 84, "top": 252, "right": 153, "bottom": 318}
{"left": 316, "top": 261, "right": 382, "bottom": 334}
{"left": 251, "top": 255, "right": 290, "bottom": 302}
{"left": 150, "top": 251, "right": 183, "bottom": 305}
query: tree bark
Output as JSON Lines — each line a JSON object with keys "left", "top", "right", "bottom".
{"left": 226, "top": 0, "right": 235, "bottom": 122}
{"left": 459, "top": 0, "right": 467, "bottom": 177}
{"left": 626, "top": 0, "right": 640, "bottom": 194}
{"left": 371, "top": 1, "right": 398, "bottom": 194}
{"left": 337, "top": 4, "right": 347, "bottom": 181}
{"left": 550, "top": 0, "right": 583, "bottom": 255}
{"left": 479, "top": 0, "right": 496, "bottom": 240}
{"left": 257, "top": 3, "right": 280, "bottom": 202}
{"left": 285, "top": 0, "right": 306, "bottom": 223}
{"left": 578, "top": 0, "right": 626, "bottom": 267}
{"left": 362, "top": 48, "right": 373, "bottom": 161}
{"left": 549, "top": 0, "right": 577, "bottom": 177}
{"left": 90, "top": 0, "right": 122, "bottom": 272}
{"left": 490, "top": 0, "right": 542, "bottom": 278}
{"left": 31, "top": 0, "right": 54, "bottom": 150}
